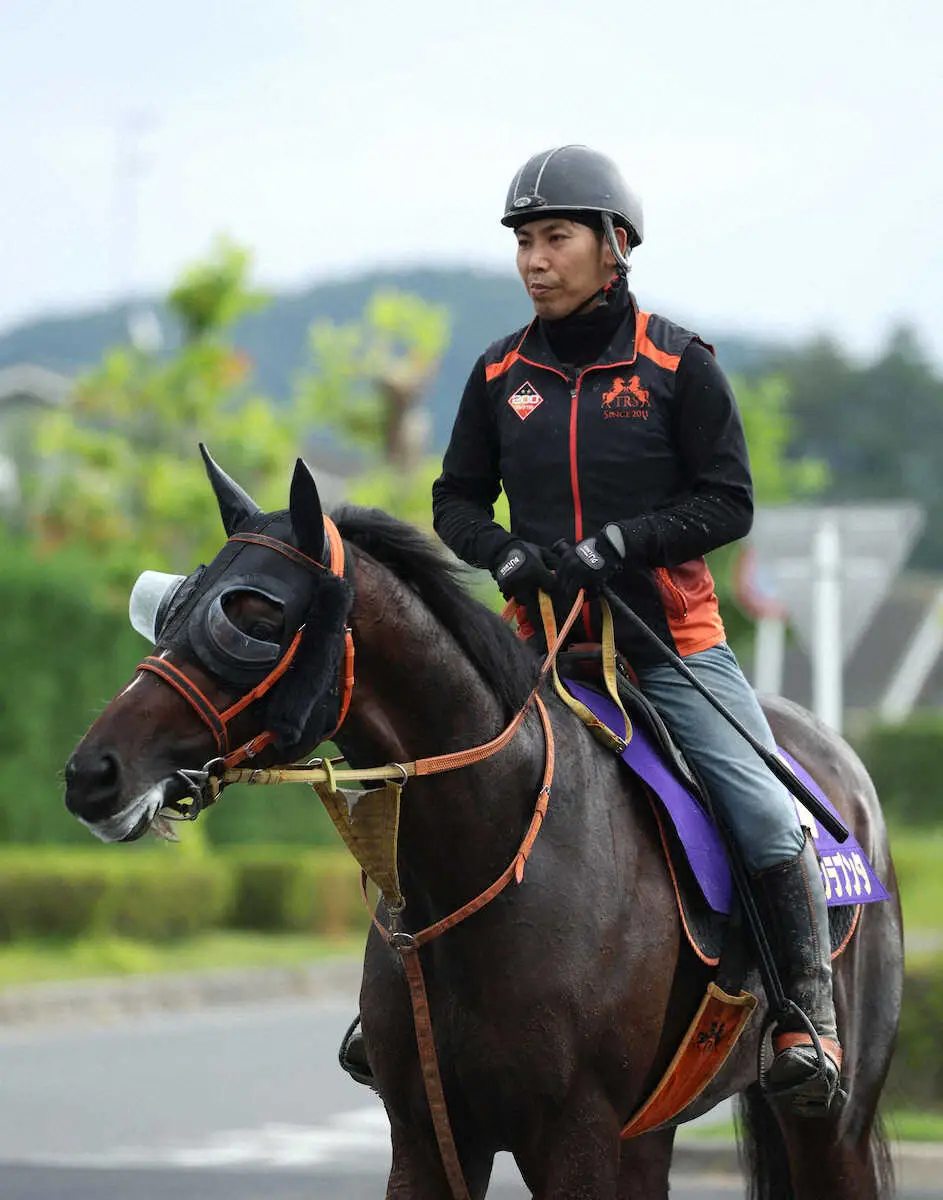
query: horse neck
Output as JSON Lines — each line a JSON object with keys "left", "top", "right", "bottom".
{"left": 337, "top": 550, "right": 541, "bottom": 913}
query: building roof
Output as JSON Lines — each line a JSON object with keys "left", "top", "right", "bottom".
{"left": 752, "top": 571, "right": 943, "bottom": 723}
{"left": 0, "top": 364, "right": 71, "bottom": 409}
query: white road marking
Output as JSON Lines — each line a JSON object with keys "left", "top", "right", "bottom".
{"left": 37, "top": 1108, "right": 392, "bottom": 1171}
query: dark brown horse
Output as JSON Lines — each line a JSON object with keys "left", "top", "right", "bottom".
{"left": 65, "top": 452, "right": 902, "bottom": 1199}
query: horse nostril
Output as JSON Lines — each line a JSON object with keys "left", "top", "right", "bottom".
{"left": 65, "top": 749, "right": 123, "bottom": 816}
{"left": 94, "top": 753, "right": 120, "bottom": 791}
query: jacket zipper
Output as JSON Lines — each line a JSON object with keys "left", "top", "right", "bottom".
{"left": 656, "top": 567, "right": 689, "bottom": 620}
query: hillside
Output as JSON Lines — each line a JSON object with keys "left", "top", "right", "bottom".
{"left": 0, "top": 267, "right": 783, "bottom": 450}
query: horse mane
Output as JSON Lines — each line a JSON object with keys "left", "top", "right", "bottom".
{"left": 332, "top": 506, "right": 540, "bottom": 718}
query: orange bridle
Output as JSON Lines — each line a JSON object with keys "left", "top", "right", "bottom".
{"left": 136, "top": 516, "right": 355, "bottom": 769}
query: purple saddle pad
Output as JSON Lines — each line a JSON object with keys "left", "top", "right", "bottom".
{"left": 563, "top": 679, "right": 890, "bottom": 915}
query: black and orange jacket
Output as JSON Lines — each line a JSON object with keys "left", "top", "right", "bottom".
{"left": 431, "top": 293, "right": 754, "bottom": 667}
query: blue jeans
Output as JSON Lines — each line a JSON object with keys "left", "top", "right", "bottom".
{"left": 634, "top": 642, "right": 805, "bottom": 872}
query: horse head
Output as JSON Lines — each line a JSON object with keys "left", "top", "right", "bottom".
{"left": 64, "top": 447, "right": 352, "bottom": 842}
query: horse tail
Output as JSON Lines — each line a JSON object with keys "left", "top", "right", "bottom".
{"left": 870, "top": 1109, "right": 896, "bottom": 1198}
{"left": 736, "top": 1084, "right": 794, "bottom": 1200}
{"left": 737, "top": 1087, "right": 897, "bottom": 1199}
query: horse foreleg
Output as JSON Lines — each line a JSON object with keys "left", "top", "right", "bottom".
{"left": 515, "top": 1089, "right": 623, "bottom": 1200}
{"left": 616, "top": 1127, "right": 676, "bottom": 1199}
{"left": 385, "top": 1115, "right": 494, "bottom": 1200}
{"left": 777, "top": 1108, "right": 891, "bottom": 1200}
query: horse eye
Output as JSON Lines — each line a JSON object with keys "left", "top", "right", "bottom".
{"left": 222, "top": 592, "right": 284, "bottom": 642}
{"left": 246, "top": 619, "right": 279, "bottom": 641}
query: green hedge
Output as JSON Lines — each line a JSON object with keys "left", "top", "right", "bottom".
{"left": 226, "top": 847, "right": 365, "bottom": 936}
{"left": 200, "top": 779, "right": 342, "bottom": 847}
{"left": 0, "top": 847, "right": 363, "bottom": 942}
{"left": 854, "top": 713, "right": 943, "bottom": 828}
{"left": 887, "top": 952, "right": 943, "bottom": 1108}
{"left": 0, "top": 850, "right": 231, "bottom": 942}
{"left": 0, "top": 535, "right": 145, "bottom": 844}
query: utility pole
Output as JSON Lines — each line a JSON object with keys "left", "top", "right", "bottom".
{"left": 113, "top": 111, "right": 161, "bottom": 353}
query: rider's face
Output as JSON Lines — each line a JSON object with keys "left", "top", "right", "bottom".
{"left": 515, "top": 218, "right": 617, "bottom": 319}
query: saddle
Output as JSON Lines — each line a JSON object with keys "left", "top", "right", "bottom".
{"left": 554, "top": 645, "right": 866, "bottom": 967}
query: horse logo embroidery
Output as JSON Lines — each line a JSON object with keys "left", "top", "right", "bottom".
{"left": 696, "top": 1020, "right": 728, "bottom": 1052}
{"left": 508, "top": 381, "right": 544, "bottom": 421}
{"left": 602, "top": 375, "right": 651, "bottom": 420}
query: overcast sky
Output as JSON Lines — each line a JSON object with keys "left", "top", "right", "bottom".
{"left": 1, "top": 0, "right": 940, "bottom": 363}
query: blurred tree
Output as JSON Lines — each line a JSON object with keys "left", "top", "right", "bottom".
{"left": 28, "top": 239, "right": 302, "bottom": 600}
{"left": 760, "top": 325, "right": 943, "bottom": 567}
{"left": 297, "top": 289, "right": 450, "bottom": 528}
{"left": 734, "top": 372, "right": 829, "bottom": 505}
{"left": 26, "top": 245, "right": 455, "bottom": 611}
{"left": 708, "top": 372, "right": 829, "bottom": 651}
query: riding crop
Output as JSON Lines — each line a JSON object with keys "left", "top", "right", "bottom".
{"left": 596, "top": 583, "right": 845, "bottom": 1079}
{"left": 599, "top": 584, "right": 850, "bottom": 844}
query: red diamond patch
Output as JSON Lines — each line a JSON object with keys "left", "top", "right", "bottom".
{"left": 508, "top": 381, "right": 544, "bottom": 421}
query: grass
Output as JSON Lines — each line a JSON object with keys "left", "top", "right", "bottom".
{"left": 889, "top": 826, "right": 943, "bottom": 941}
{"left": 680, "top": 1108, "right": 943, "bottom": 1144}
{"left": 0, "top": 931, "right": 362, "bottom": 990}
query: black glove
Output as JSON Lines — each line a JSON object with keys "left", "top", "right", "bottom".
{"left": 490, "top": 540, "right": 556, "bottom": 604}
{"left": 553, "top": 524, "right": 627, "bottom": 607}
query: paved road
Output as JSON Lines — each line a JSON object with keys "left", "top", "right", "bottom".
{"left": 0, "top": 981, "right": 935, "bottom": 1198}
{"left": 0, "top": 1165, "right": 757, "bottom": 1199}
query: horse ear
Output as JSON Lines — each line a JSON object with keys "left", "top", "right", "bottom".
{"left": 200, "top": 443, "right": 262, "bottom": 536}
{"left": 290, "top": 458, "right": 326, "bottom": 560}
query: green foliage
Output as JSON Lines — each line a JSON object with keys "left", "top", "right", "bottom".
{"left": 888, "top": 950, "right": 943, "bottom": 1108}
{"left": 21, "top": 249, "right": 458, "bottom": 604}
{"left": 169, "top": 240, "right": 268, "bottom": 340}
{"left": 26, "top": 240, "right": 311, "bottom": 596}
{"left": 0, "top": 531, "right": 146, "bottom": 844}
{"left": 764, "top": 326, "right": 943, "bottom": 568}
{"left": 100, "top": 856, "right": 232, "bottom": 941}
{"left": 297, "top": 287, "right": 450, "bottom": 528}
{"left": 0, "top": 846, "right": 363, "bottom": 942}
{"left": 345, "top": 459, "right": 444, "bottom": 532}
{"left": 299, "top": 288, "right": 450, "bottom": 455}
{"left": 200, "top": 779, "right": 343, "bottom": 848}
{"left": 225, "top": 848, "right": 364, "bottom": 936}
{"left": 0, "top": 850, "right": 231, "bottom": 942}
{"left": 0, "top": 859, "right": 108, "bottom": 940}
{"left": 709, "top": 373, "right": 829, "bottom": 656}
{"left": 853, "top": 714, "right": 943, "bottom": 827}
{"left": 887, "top": 827, "right": 943, "bottom": 935}
{"left": 733, "top": 374, "right": 829, "bottom": 506}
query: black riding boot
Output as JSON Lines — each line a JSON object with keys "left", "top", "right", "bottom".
{"left": 752, "top": 830, "right": 842, "bottom": 1116}
{"left": 338, "top": 1014, "right": 375, "bottom": 1088}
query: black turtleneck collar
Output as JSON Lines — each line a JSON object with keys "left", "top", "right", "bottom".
{"left": 540, "top": 275, "right": 632, "bottom": 374}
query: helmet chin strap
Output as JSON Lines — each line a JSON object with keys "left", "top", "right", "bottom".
{"left": 550, "top": 215, "right": 631, "bottom": 321}
{"left": 602, "top": 212, "right": 632, "bottom": 275}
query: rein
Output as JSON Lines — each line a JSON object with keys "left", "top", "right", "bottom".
{"left": 216, "top": 589, "right": 583, "bottom": 792}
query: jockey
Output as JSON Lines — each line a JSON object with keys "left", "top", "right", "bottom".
{"left": 429, "top": 144, "right": 842, "bottom": 1114}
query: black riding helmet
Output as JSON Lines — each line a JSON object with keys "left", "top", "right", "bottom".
{"left": 502, "top": 145, "right": 644, "bottom": 274}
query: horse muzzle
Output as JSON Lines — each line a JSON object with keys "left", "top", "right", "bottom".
{"left": 64, "top": 745, "right": 219, "bottom": 843}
